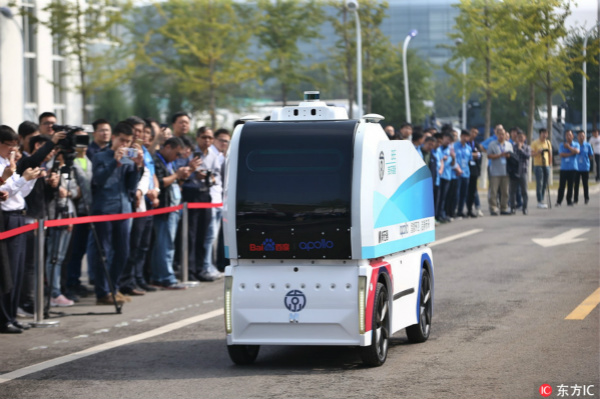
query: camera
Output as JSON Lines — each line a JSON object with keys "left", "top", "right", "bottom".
{"left": 123, "top": 148, "right": 138, "bottom": 158}
{"left": 51, "top": 124, "right": 89, "bottom": 152}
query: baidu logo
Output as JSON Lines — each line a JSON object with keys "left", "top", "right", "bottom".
{"left": 262, "top": 238, "right": 275, "bottom": 251}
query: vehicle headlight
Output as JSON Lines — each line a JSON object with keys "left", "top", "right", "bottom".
{"left": 358, "top": 276, "right": 367, "bottom": 334}
{"left": 224, "top": 276, "right": 233, "bottom": 334}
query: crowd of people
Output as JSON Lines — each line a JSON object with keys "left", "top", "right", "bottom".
{"left": 384, "top": 123, "right": 598, "bottom": 221}
{"left": 0, "top": 112, "right": 231, "bottom": 334}
{"left": 1, "top": 110, "right": 598, "bottom": 335}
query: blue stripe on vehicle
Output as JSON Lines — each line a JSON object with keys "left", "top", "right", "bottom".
{"left": 361, "top": 230, "right": 435, "bottom": 259}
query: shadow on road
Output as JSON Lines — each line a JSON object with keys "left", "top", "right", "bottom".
{"left": 18, "top": 335, "right": 425, "bottom": 381}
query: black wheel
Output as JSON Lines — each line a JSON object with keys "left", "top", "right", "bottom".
{"left": 227, "top": 345, "right": 260, "bottom": 365}
{"left": 360, "top": 282, "right": 390, "bottom": 367}
{"left": 406, "top": 267, "right": 432, "bottom": 343}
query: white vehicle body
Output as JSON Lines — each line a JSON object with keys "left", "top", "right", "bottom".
{"left": 223, "top": 92, "right": 435, "bottom": 365}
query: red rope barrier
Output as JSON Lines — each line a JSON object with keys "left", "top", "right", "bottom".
{"left": 0, "top": 222, "right": 39, "bottom": 240}
{"left": 0, "top": 202, "right": 223, "bottom": 240}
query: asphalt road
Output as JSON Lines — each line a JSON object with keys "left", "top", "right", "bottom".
{"left": 1, "top": 187, "right": 598, "bottom": 399}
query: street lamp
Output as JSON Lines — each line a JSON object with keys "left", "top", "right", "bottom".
{"left": 455, "top": 38, "right": 467, "bottom": 130}
{"left": 402, "top": 29, "right": 417, "bottom": 123}
{"left": 0, "top": 6, "right": 26, "bottom": 122}
{"left": 346, "top": 0, "right": 362, "bottom": 118}
{"left": 582, "top": 23, "right": 599, "bottom": 135}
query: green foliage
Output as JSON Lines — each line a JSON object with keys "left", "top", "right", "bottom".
{"left": 22, "top": 0, "right": 133, "bottom": 122}
{"left": 131, "top": 75, "right": 160, "bottom": 119}
{"left": 446, "top": 0, "right": 575, "bottom": 141}
{"left": 357, "top": 0, "right": 392, "bottom": 114}
{"left": 565, "top": 28, "right": 600, "bottom": 129}
{"left": 324, "top": 0, "right": 400, "bottom": 118}
{"left": 326, "top": 0, "right": 357, "bottom": 116}
{"left": 94, "top": 86, "right": 130, "bottom": 123}
{"left": 255, "top": 0, "right": 325, "bottom": 104}
{"left": 370, "top": 48, "right": 434, "bottom": 128}
{"left": 445, "top": 0, "right": 509, "bottom": 139}
{"left": 141, "top": 0, "right": 256, "bottom": 128}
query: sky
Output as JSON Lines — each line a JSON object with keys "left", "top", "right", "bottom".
{"left": 566, "top": 0, "right": 599, "bottom": 30}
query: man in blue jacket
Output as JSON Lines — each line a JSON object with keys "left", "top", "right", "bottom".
{"left": 573, "top": 130, "right": 594, "bottom": 205}
{"left": 556, "top": 130, "right": 580, "bottom": 207}
{"left": 454, "top": 130, "right": 472, "bottom": 217}
{"left": 91, "top": 122, "right": 144, "bottom": 306}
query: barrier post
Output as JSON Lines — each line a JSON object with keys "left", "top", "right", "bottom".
{"left": 181, "top": 202, "right": 189, "bottom": 282}
{"left": 180, "top": 202, "right": 199, "bottom": 288}
{"left": 31, "top": 219, "right": 59, "bottom": 328}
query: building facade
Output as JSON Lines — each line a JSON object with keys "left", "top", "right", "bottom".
{"left": 0, "top": 0, "right": 83, "bottom": 128}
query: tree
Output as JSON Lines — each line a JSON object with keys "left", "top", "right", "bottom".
{"left": 446, "top": 0, "right": 509, "bottom": 141}
{"left": 141, "top": 0, "right": 256, "bottom": 128}
{"left": 370, "top": 48, "right": 434, "bottom": 128}
{"left": 131, "top": 74, "right": 160, "bottom": 120}
{"left": 255, "top": 0, "right": 325, "bottom": 105}
{"left": 533, "top": 1, "right": 572, "bottom": 142}
{"left": 325, "top": 0, "right": 395, "bottom": 118}
{"left": 565, "top": 28, "right": 600, "bottom": 130}
{"left": 357, "top": 0, "right": 392, "bottom": 114}
{"left": 23, "top": 0, "right": 132, "bottom": 123}
{"left": 94, "top": 86, "right": 130, "bottom": 122}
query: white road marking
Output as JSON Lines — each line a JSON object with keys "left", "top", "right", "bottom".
{"left": 0, "top": 308, "right": 224, "bottom": 384}
{"left": 429, "top": 229, "right": 483, "bottom": 247}
{"left": 532, "top": 228, "right": 590, "bottom": 248}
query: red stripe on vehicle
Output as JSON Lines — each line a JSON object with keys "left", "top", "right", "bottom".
{"left": 365, "top": 260, "right": 390, "bottom": 332}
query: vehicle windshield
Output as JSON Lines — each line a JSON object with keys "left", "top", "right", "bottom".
{"left": 235, "top": 120, "right": 356, "bottom": 259}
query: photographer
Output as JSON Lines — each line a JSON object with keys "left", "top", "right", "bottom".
{"left": 91, "top": 122, "right": 143, "bottom": 306}
{"left": 65, "top": 130, "right": 93, "bottom": 301}
{"left": 120, "top": 117, "right": 159, "bottom": 296}
{"left": 14, "top": 125, "right": 65, "bottom": 316}
{"left": 150, "top": 137, "right": 190, "bottom": 289}
{"left": 45, "top": 151, "right": 80, "bottom": 307}
{"left": 0, "top": 125, "right": 46, "bottom": 334}
{"left": 87, "top": 119, "right": 111, "bottom": 161}
{"left": 183, "top": 127, "right": 220, "bottom": 282}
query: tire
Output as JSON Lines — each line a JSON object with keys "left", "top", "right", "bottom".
{"left": 406, "top": 267, "right": 432, "bottom": 343}
{"left": 360, "top": 282, "right": 390, "bottom": 367}
{"left": 227, "top": 345, "right": 260, "bottom": 365}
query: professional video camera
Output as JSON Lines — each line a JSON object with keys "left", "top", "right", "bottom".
{"left": 51, "top": 124, "right": 90, "bottom": 152}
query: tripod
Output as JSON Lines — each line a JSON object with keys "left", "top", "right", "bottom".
{"left": 45, "top": 152, "right": 122, "bottom": 317}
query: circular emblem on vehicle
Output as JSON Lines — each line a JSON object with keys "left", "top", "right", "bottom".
{"left": 284, "top": 290, "right": 306, "bottom": 312}
{"left": 379, "top": 151, "right": 385, "bottom": 180}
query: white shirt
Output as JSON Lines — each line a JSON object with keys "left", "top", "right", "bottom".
{"left": 589, "top": 136, "right": 600, "bottom": 155}
{"left": 208, "top": 145, "right": 224, "bottom": 204}
{"left": 136, "top": 166, "right": 151, "bottom": 212}
{"left": 0, "top": 155, "right": 36, "bottom": 211}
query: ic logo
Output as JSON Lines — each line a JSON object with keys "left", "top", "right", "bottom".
{"left": 379, "top": 151, "right": 385, "bottom": 180}
{"left": 284, "top": 290, "right": 306, "bottom": 312}
{"left": 539, "top": 384, "right": 552, "bottom": 397}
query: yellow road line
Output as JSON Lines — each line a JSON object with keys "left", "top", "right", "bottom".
{"left": 565, "top": 287, "right": 600, "bottom": 320}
